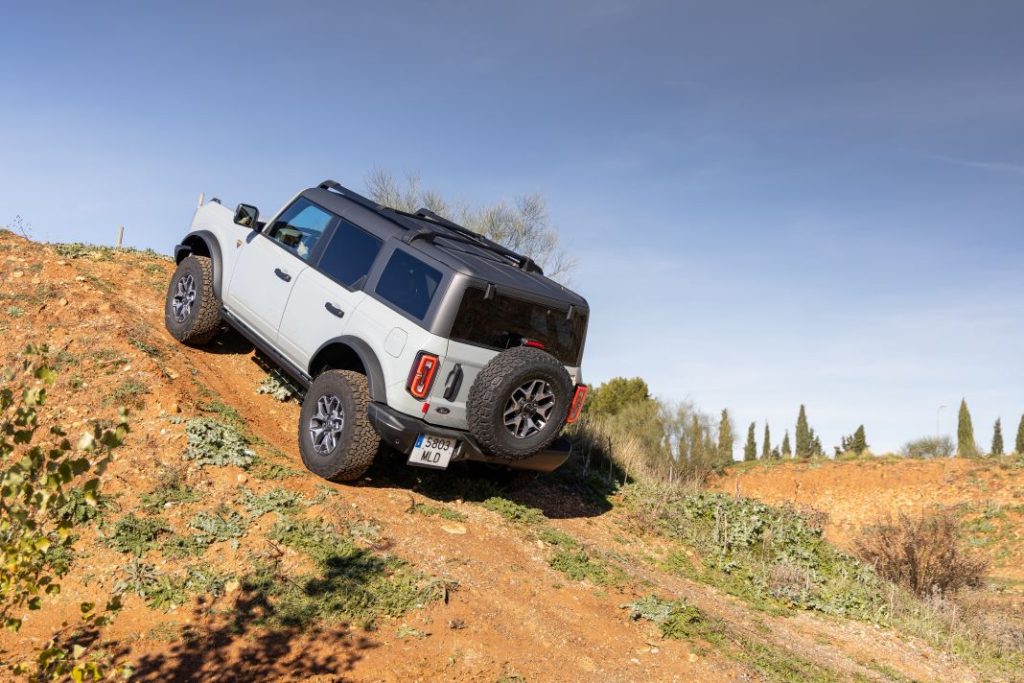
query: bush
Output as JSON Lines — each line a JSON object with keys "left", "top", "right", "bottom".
{"left": 0, "top": 344, "right": 128, "bottom": 679}
{"left": 854, "top": 509, "right": 988, "bottom": 596}
{"left": 901, "top": 436, "right": 954, "bottom": 459}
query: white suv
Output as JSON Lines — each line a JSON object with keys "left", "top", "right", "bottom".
{"left": 165, "top": 180, "right": 590, "bottom": 482}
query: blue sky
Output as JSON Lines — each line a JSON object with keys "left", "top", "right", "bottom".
{"left": 2, "top": 1, "right": 1022, "bottom": 453}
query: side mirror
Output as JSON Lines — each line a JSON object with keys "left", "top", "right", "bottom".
{"left": 234, "top": 203, "right": 260, "bottom": 229}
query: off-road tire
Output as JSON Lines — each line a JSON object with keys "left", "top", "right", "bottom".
{"left": 164, "top": 255, "right": 221, "bottom": 346}
{"left": 298, "top": 369, "right": 380, "bottom": 482}
{"left": 467, "top": 346, "right": 572, "bottom": 460}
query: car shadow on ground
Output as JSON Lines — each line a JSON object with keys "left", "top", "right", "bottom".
{"left": 195, "top": 328, "right": 618, "bottom": 520}
{"left": 201, "top": 327, "right": 256, "bottom": 356}
{"left": 107, "top": 573, "right": 378, "bottom": 681}
{"left": 358, "top": 447, "right": 619, "bottom": 520}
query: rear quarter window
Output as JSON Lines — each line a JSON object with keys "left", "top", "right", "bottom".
{"left": 374, "top": 249, "right": 442, "bottom": 320}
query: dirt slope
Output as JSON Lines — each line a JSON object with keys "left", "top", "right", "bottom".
{"left": 0, "top": 230, "right": 1005, "bottom": 682}
{"left": 710, "top": 457, "right": 1024, "bottom": 583}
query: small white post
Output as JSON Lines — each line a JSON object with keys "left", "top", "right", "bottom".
{"left": 116, "top": 225, "right": 124, "bottom": 247}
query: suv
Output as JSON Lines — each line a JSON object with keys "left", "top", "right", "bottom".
{"left": 165, "top": 180, "right": 590, "bottom": 482}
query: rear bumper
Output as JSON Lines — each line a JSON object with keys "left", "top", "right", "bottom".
{"left": 366, "top": 403, "right": 571, "bottom": 473}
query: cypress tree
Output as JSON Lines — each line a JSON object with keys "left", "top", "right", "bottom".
{"left": 744, "top": 422, "right": 757, "bottom": 461}
{"left": 852, "top": 425, "right": 867, "bottom": 455}
{"left": 1016, "top": 414, "right": 1024, "bottom": 455}
{"left": 762, "top": 422, "right": 772, "bottom": 459}
{"left": 717, "top": 409, "right": 735, "bottom": 465}
{"left": 957, "top": 398, "right": 978, "bottom": 457}
{"left": 795, "top": 405, "right": 810, "bottom": 458}
{"left": 991, "top": 418, "right": 1004, "bottom": 456}
{"left": 781, "top": 431, "right": 792, "bottom": 458}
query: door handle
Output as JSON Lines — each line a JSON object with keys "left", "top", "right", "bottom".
{"left": 274, "top": 268, "right": 291, "bottom": 282}
{"left": 324, "top": 302, "right": 345, "bottom": 318}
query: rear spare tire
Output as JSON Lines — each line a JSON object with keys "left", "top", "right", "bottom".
{"left": 467, "top": 346, "right": 572, "bottom": 460}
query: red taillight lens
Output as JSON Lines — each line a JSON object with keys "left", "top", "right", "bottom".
{"left": 565, "top": 385, "right": 588, "bottom": 424}
{"left": 523, "top": 339, "right": 546, "bottom": 349}
{"left": 407, "top": 352, "right": 440, "bottom": 399}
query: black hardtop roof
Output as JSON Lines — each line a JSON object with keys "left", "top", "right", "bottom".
{"left": 303, "top": 180, "right": 588, "bottom": 310}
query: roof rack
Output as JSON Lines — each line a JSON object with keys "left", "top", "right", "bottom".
{"left": 396, "top": 207, "right": 542, "bottom": 275}
{"left": 316, "top": 179, "right": 543, "bottom": 275}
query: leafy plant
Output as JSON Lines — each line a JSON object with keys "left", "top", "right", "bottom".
{"left": 106, "top": 513, "right": 170, "bottom": 556}
{"left": 410, "top": 502, "right": 467, "bottom": 522}
{"left": 549, "top": 549, "right": 621, "bottom": 586}
{"left": 0, "top": 344, "right": 128, "bottom": 679}
{"left": 189, "top": 506, "right": 247, "bottom": 547}
{"left": 183, "top": 417, "right": 256, "bottom": 468}
{"left": 139, "top": 464, "right": 200, "bottom": 512}
{"left": 238, "top": 487, "right": 305, "bottom": 518}
{"left": 482, "top": 497, "right": 545, "bottom": 525}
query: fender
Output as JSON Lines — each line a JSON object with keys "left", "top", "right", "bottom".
{"left": 309, "top": 335, "right": 387, "bottom": 403}
{"left": 174, "top": 230, "right": 225, "bottom": 298}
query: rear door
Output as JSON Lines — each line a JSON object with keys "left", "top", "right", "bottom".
{"left": 226, "top": 197, "right": 334, "bottom": 342}
{"left": 276, "top": 217, "right": 384, "bottom": 368}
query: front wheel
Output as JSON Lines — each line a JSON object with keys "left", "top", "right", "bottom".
{"left": 164, "top": 255, "right": 221, "bottom": 345}
{"left": 298, "top": 370, "right": 381, "bottom": 482}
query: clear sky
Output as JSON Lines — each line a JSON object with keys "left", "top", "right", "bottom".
{"left": 2, "top": 1, "right": 1022, "bottom": 454}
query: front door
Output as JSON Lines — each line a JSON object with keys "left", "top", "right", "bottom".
{"left": 226, "top": 197, "right": 334, "bottom": 342}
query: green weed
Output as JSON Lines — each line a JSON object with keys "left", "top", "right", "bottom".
{"left": 482, "top": 497, "right": 545, "bottom": 525}
{"left": 183, "top": 417, "right": 256, "bottom": 468}
{"left": 107, "top": 514, "right": 170, "bottom": 556}
{"left": 238, "top": 487, "right": 305, "bottom": 518}
{"left": 410, "top": 502, "right": 467, "bottom": 522}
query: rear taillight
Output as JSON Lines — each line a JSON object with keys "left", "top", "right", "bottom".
{"left": 407, "top": 352, "right": 440, "bottom": 399}
{"left": 565, "top": 385, "right": 588, "bottom": 424}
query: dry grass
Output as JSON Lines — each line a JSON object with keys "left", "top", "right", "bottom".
{"left": 854, "top": 509, "right": 988, "bottom": 596}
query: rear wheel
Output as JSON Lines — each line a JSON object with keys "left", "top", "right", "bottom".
{"left": 298, "top": 370, "right": 381, "bottom": 482}
{"left": 467, "top": 347, "right": 573, "bottom": 460}
{"left": 164, "top": 255, "right": 221, "bottom": 345}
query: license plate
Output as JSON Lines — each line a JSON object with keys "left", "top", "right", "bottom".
{"left": 408, "top": 434, "right": 457, "bottom": 469}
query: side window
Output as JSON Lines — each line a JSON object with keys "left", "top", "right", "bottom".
{"left": 317, "top": 219, "right": 383, "bottom": 288}
{"left": 375, "top": 249, "right": 442, "bottom": 320}
{"left": 265, "top": 198, "right": 333, "bottom": 261}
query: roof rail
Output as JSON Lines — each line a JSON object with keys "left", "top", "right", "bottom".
{"left": 317, "top": 179, "right": 386, "bottom": 214}
{"left": 316, "top": 179, "right": 543, "bottom": 276}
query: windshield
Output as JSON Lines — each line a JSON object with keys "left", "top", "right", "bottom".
{"left": 449, "top": 286, "right": 587, "bottom": 365}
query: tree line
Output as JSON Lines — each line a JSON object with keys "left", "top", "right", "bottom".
{"left": 581, "top": 378, "right": 1024, "bottom": 479}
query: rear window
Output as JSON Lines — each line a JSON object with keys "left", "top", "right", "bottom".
{"left": 450, "top": 287, "right": 587, "bottom": 365}
{"left": 375, "top": 249, "right": 442, "bottom": 320}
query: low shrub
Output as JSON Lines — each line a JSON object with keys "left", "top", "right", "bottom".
{"left": 901, "top": 436, "right": 955, "bottom": 459}
{"left": 854, "top": 509, "right": 988, "bottom": 596}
